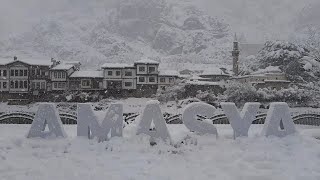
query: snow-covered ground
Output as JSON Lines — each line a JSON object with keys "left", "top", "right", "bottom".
{"left": 0, "top": 124, "right": 320, "bottom": 180}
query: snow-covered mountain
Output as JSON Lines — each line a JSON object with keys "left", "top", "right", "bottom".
{"left": 0, "top": 0, "right": 233, "bottom": 69}
{"left": 0, "top": 0, "right": 317, "bottom": 69}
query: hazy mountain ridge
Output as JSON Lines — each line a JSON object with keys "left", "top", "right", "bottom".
{"left": 0, "top": 0, "right": 318, "bottom": 69}
{"left": 0, "top": 0, "right": 233, "bottom": 69}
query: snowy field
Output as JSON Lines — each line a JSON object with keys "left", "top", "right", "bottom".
{"left": 1, "top": 124, "right": 320, "bottom": 180}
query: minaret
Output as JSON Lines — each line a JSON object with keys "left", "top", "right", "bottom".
{"left": 232, "top": 33, "right": 240, "bottom": 76}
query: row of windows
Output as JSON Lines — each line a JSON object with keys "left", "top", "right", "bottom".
{"left": 31, "top": 82, "right": 46, "bottom": 90}
{"left": 138, "top": 76, "right": 156, "bottom": 83}
{"left": 159, "top": 77, "right": 174, "bottom": 83}
{"left": 1, "top": 69, "right": 47, "bottom": 77}
{"left": 10, "top": 80, "right": 28, "bottom": 89}
{"left": 0, "top": 70, "right": 7, "bottom": 77}
{"left": 53, "top": 82, "right": 66, "bottom": 89}
{"left": 81, "top": 80, "right": 91, "bottom": 87}
{"left": 10, "top": 69, "right": 28, "bottom": 77}
{"left": 107, "top": 71, "right": 133, "bottom": 77}
{"left": 31, "top": 69, "right": 46, "bottom": 76}
{"left": 53, "top": 72, "right": 66, "bottom": 79}
{"left": 138, "top": 66, "right": 156, "bottom": 73}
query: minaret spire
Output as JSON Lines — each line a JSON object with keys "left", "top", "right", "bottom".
{"left": 232, "top": 33, "right": 240, "bottom": 76}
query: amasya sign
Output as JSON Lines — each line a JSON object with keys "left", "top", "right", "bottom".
{"left": 25, "top": 101, "right": 297, "bottom": 142}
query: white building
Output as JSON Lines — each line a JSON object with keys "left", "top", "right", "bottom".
{"left": 50, "top": 61, "right": 81, "bottom": 91}
{"left": 233, "top": 66, "right": 291, "bottom": 90}
{"left": 158, "top": 70, "right": 179, "bottom": 90}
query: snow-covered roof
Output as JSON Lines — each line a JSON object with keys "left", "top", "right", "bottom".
{"left": 159, "top": 70, "right": 179, "bottom": 77}
{"left": 186, "top": 80, "right": 222, "bottom": 86}
{"left": 64, "top": 61, "right": 81, "bottom": 65}
{"left": 251, "top": 66, "right": 282, "bottom": 75}
{"left": 0, "top": 58, "right": 53, "bottom": 66}
{"left": 189, "top": 74, "right": 211, "bottom": 80}
{"left": 51, "top": 63, "right": 75, "bottom": 70}
{"left": 201, "top": 67, "right": 230, "bottom": 76}
{"left": 70, "top": 70, "right": 103, "bottom": 78}
{"left": 101, "top": 63, "right": 133, "bottom": 69}
{"left": 134, "top": 59, "right": 159, "bottom": 64}
{"left": 264, "top": 80, "right": 291, "bottom": 83}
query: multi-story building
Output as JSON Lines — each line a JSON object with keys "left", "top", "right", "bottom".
{"left": 0, "top": 57, "right": 52, "bottom": 94}
{"left": 102, "top": 63, "right": 134, "bottom": 90}
{"left": 0, "top": 59, "right": 9, "bottom": 93}
{"left": 101, "top": 59, "right": 180, "bottom": 97}
{"left": 158, "top": 70, "right": 179, "bottom": 90}
{"left": 50, "top": 61, "right": 81, "bottom": 91}
{"left": 69, "top": 70, "right": 103, "bottom": 91}
{"left": 135, "top": 59, "right": 159, "bottom": 96}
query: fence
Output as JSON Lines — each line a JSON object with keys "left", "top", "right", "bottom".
{"left": 0, "top": 111, "right": 320, "bottom": 126}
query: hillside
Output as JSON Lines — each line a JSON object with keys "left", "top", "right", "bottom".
{"left": 0, "top": 0, "right": 318, "bottom": 69}
{"left": 0, "top": 0, "right": 233, "bottom": 69}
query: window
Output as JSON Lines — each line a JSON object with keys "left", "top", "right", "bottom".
{"left": 19, "top": 70, "right": 23, "bottom": 76}
{"left": 149, "top": 66, "right": 156, "bottom": 73}
{"left": 10, "top": 81, "right": 14, "bottom": 88}
{"left": 36, "top": 82, "right": 40, "bottom": 89}
{"left": 58, "top": 72, "right": 62, "bottom": 78}
{"left": 169, "top": 78, "right": 174, "bottom": 83}
{"left": 32, "top": 69, "right": 35, "bottom": 76}
{"left": 139, "top": 66, "right": 145, "bottom": 72}
{"left": 125, "top": 71, "right": 132, "bottom": 76}
{"left": 124, "top": 82, "right": 132, "bottom": 87}
{"left": 54, "top": 72, "right": 57, "bottom": 78}
{"left": 0, "top": 82, "right": 2, "bottom": 89}
{"left": 24, "top": 81, "right": 28, "bottom": 89}
{"left": 3, "top": 82, "right": 7, "bottom": 89}
{"left": 11, "top": 70, "right": 14, "bottom": 76}
{"left": 37, "top": 69, "right": 41, "bottom": 76}
{"left": 42, "top": 70, "right": 46, "bottom": 76}
{"left": 149, "top": 77, "right": 156, "bottom": 83}
{"left": 62, "top": 72, "right": 66, "bottom": 78}
{"left": 41, "top": 82, "right": 45, "bottom": 89}
{"left": 108, "top": 71, "right": 113, "bottom": 76}
{"left": 58, "top": 82, "right": 66, "bottom": 89}
{"left": 54, "top": 83, "right": 57, "bottom": 89}
{"left": 19, "top": 81, "right": 23, "bottom": 88}
{"left": 14, "top": 81, "right": 18, "bottom": 89}
{"left": 82, "top": 80, "right": 91, "bottom": 87}
{"left": 15, "top": 70, "right": 19, "bottom": 77}
{"left": 0, "top": 70, "right": 2, "bottom": 76}
{"left": 160, "top": 77, "right": 165, "bottom": 83}
{"left": 116, "top": 71, "right": 121, "bottom": 76}
{"left": 3, "top": 70, "right": 7, "bottom": 77}
{"left": 24, "top": 70, "right": 27, "bottom": 76}
{"left": 138, "top": 77, "right": 145, "bottom": 82}
{"left": 32, "top": 82, "right": 36, "bottom": 89}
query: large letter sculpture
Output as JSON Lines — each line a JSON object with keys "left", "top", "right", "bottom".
{"left": 182, "top": 102, "right": 218, "bottom": 136}
{"left": 27, "top": 103, "right": 67, "bottom": 138}
{"left": 221, "top": 102, "right": 260, "bottom": 139}
{"left": 261, "top": 102, "right": 297, "bottom": 137}
{"left": 77, "top": 103, "right": 123, "bottom": 142}
{"left": 136, "top": 101, "right": 171, "bottom": 142}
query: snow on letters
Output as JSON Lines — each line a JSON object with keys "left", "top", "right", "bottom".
{"left": 27, "top": 103, "right": 67, "bottom": 138}
{"left": 182, "top": 102, "right": 218, "bottom": 136}
{"left": 24, "top": 101, "right": 298, "bottom": 143}
{"left": 261, "top": 102, "right": 297, "bottom": 137}
{"left": 77, "top": 103, "right": 123, "bottom": 142}
{"left": 136, "top": 100, "right": 171, "bottom": 142}
{"left": 221, "top": 102, "right": 260, "bottom": 139}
